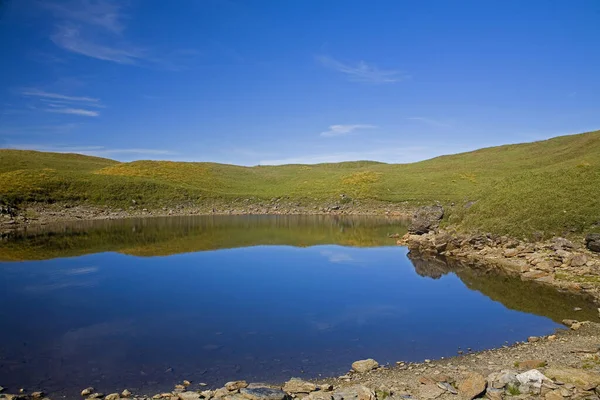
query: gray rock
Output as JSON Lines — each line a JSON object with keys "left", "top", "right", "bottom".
{"left": 516, "top": 369, "right": 548, "bottom": 392}
{"left": 351, "top": 359, "right": 379, "bottom": 373}
{"left": 487, "top": 370, "right": 519, "bottom": 389}
{"left": 569, "top": 254, "right": 588, "bottom": 267}
{"left": 331, "top": 385, "right": 375, "bottom": 400}
{"left": 105, "top": 394, "right": 120, "bottom": 400}
{"left": 408, "top": 205, "right": 444, "bottom": 235}
{"left": 240, "top": 388, "right": 288, "bottom": 400}
{"left": 82, "top": 388, "right": 95, "bottom": 396}
{"left": 121, "top": 390, "right": 132, "bottom": 398}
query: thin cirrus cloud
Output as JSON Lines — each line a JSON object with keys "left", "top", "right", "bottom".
{"left": 46, "top": 108, "right": 100, "bottom": 117}
{"left": 20, "top": 88, "right": 103, "bottom": 117}
{"left": 42, "top": 0, "right": 125, "bottom": 34}
{"left": 320, "top": 124, "right": 377, "bottom": 137}
{"left": 42, "top": 0, "right": 196, "bottom": 69}
{"left": 50, "top": 24, "right": 146, "bottom": 65}
{"left": 316, "top": 55, "right": 408, "bottom": 84}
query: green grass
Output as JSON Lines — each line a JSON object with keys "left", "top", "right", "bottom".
{"left": 1, "top": 130, "right": 599, "bottom": 238}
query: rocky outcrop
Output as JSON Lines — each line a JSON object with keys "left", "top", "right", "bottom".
{"left": 586, "top": 234, "right": 600, "bottom": 253}
{"left": 408, "top": 205, "right": 444, "bottom": 235}
{"left": 398, "top": 230, "right": 600, "bottom": 302}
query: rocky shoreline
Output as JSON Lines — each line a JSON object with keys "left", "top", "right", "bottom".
{"left": 397, "top": 229, "right": 600, "bottom": 304}
{"left": 3, "top": 322, "right": 600, "bottom": 400}
{"left": 0, "top": 200, "right": 414, "bottom": 233}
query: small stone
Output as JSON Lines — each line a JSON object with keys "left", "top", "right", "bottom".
{"left": 548, "top": 335, "right": 557, "bottom": 341}
{"left": 574, "top": 307, "right": 582, "bottom": 311}
{"left": 178, "top": 393, "right": 202, "bottom": 400}
{"left": 200, "top": 384, "right": 208, "bottom": 387}
{"left": 418, "top": 384, "right": 444, "bottom": 400}
{"left": 283, "top": 379, "right": 316, "bottom": 394}
{"left": 201, "top": 390, "right": 214, "bottom": 398}
{"left": 571, "top": 322, "right": 583, "bottom": 330}
{"left": 106, "top": 394, "right": 120, "bottom": 400}
{"left": 184, "top": 380, "right": 192, "bottom": 387}
{"left": 486, "top": 388, "right": 503, "bottom": 400}
{"left": 351, "top": 359, "right": 379, "bottom": 373}
{"left": 87, "top": 393, "right": 104, "bottom": 399}
{"left": 82, "top": 388, "right": 95, "bottom": 396}
{"left": 528, "top": 336, "right": 540, "bottom": 343}
{"left": 436, "top": 382, "right": 457, "bottom": 394}
{"left": 240, "top": 388, "right": 288, "bottom": 400}
{"left": 331, "top": 385, "right": 375, "bottom": 400}
{"left": 32, "top": 392, "right": 44, "bottom": 399}
{"left": 121, "top": 389, "right": 132, "bottom": 398}
{"left": 458, "top": 372, "right": 487, "bottom": 400}
{"left": 225, "top": 381, "right": 249, "bottom": 392}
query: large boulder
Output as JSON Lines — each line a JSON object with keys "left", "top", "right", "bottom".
{"left": 586, "top": 233, "right": 600, "bottom": 253}
{"left": 351, "top": 358, "right": 379, "bottom": 373}
{"left": 457, "top": 372, "right": 486, "bottom": 400}
{"left": 408, "top": 205, "right": 444, "bottom": 235}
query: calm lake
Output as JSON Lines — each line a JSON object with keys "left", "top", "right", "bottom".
{"left": 0, "top": 215, "right": 596, "bottom": 397}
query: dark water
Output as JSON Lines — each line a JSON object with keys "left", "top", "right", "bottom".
{"left": 0, "top": 215, "right": 596, "bottom": 397}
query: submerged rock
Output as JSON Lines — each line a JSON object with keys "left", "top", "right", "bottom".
{"left": 351, "top": 359, "right": 379, "bottom": 373}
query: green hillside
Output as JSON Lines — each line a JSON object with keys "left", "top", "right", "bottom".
{"left": 1, "top": 130, "right": 599, "bottom": 238}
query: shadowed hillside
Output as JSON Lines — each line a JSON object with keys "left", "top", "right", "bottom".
{"left": 1, "top": 130, "right": 599, "bottom": 238}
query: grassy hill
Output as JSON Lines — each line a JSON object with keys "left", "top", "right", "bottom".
{"left": 1, "top": 130, "right": 599, "bottom": 238}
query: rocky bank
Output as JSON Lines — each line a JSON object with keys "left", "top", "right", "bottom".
{"left": 4, "top": 322, "right": 600, "bottom": 400}
{"left": 0, "top": 199, "right": 414, "bottom": 233}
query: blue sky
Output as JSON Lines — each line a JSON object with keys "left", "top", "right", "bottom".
{"left": 1, "top": 0, "right": 599, "bottom": 165}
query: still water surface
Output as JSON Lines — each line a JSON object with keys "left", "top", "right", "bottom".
{"left": 0, "top": 215, "right": 595, "bottom": 396}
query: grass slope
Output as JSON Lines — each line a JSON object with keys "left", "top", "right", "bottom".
{"left": 1, "top": 130, "right": 599, "bottom": 238}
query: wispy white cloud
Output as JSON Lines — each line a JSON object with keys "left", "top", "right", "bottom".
{"left": 51, "top": 25, "right": 146, "bottom": 65}
{"left": 42, "top": 0, "right": 125, "bottom": 34}
{"left": 19, "top": 88, "right": 103, "bottom": 117}
{"left": 407, "top": 117, "right": 450, "bottom": 128}
{"left": 316, "top": 55, "right": 408, "bottom": 84}
{"left": 41, "top": 0, "right": 197, "bottom": 69}
{"left": 21, "top": 89, "right": 99, "bottom": 103}
{"left": 321, "top": 124, "right": 377, "bottom": 137}
{"left": 45, "top": 107, "right": 99, "bottom": 117}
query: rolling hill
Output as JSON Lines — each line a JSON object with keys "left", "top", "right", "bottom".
{"left": 1, "top": 130, "right": 599, "bottom": 238}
